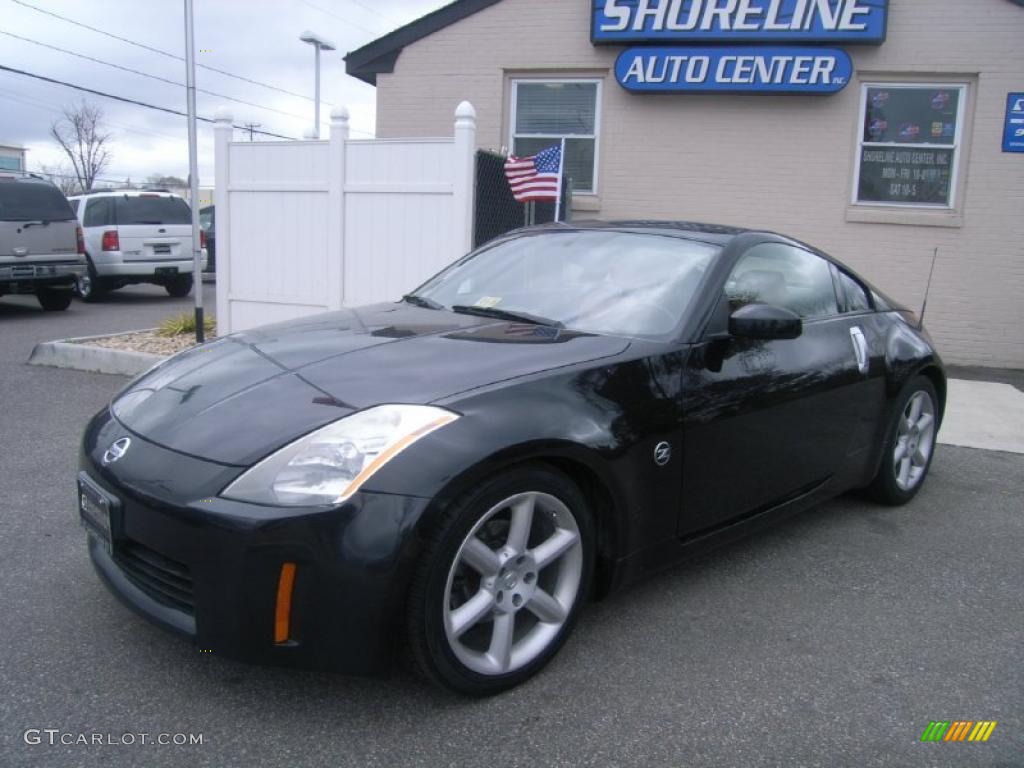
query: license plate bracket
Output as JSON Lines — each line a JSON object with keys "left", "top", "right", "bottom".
{"left": 154, "top": 266, "right": 178, "bottom": 276}
{"left": 78, "top": 472, "right": 118, "bottom": 554}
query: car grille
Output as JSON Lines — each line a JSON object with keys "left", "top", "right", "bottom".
{"left": 114, "top": 540, "right": 195, "bottom": 614}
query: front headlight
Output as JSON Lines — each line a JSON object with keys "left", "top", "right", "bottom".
{"left": 221, "top": 404, "right": 459, "bottom": 506}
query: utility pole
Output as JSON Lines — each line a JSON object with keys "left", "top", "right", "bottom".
{"left": 184, "top": 0, "right": 204, "bottom": 343}
{"left": 242, "top": 122, "right": 261, "bottom": 141}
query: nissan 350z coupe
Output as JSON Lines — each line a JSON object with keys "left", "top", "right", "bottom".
{"left": 78, "top": 222, "right": 945, "bottom": 695}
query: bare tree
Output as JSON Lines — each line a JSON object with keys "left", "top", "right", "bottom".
{"left": 38, "top": 162, "right": 81, "bottom": 197}
{"left": 49, "top": 101, "right": 112, "bottom": 191}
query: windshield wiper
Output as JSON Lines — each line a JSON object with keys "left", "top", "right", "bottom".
{"left": 20, "top": 220, "right": 51, "bottom": 229}
{"left": 451, "top": 305, "right": 563, "bottom": 328}
{"left": 402, "top": 294, "right": 444, "bottom": 310}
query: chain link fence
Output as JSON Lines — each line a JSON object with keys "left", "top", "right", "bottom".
{"left": 473, "top": 150, "right": 572, "bottom": 248}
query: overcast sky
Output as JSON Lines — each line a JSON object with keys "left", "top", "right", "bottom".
{"left": 0, "top": 0, "right": 450, "bottom": 186}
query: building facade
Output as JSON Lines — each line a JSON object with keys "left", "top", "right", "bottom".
{"left": 347, "top": 0, "right": 1024, "bottom": 368}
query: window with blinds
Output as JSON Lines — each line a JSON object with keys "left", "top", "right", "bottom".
{"left": 510, "top": 80, "right": 601, "bottom": 194}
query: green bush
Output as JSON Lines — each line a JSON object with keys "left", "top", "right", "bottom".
{"left": 157, "top": 311, "right": 216, "bottom": 338}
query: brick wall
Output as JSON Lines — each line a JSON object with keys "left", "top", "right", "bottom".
{"left": 373, "top": 0, "right": 1024, "bottom": 368}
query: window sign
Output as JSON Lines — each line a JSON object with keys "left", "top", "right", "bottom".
{"left": 593, "top": 0, "right": 888, "bottom": 44}
{"left": 615, "top": 46, "right": 851, "bottom": 93}
{"left": 854, "top": 85, "right": 966, "bottom": 208}
{"left": 1003, "top": 93, "right": 1024, "bottom": 153}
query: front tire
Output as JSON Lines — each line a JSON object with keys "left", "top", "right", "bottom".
{"left": 165, "top": 274, "right": 193, "bottom": 298}
{"left": 865, "top": 375, "right": 939, "bottom": 505}
{"left": 406, "top": 465, "right": 594, "bottom": 695}
{"left": 36, "top": 287, "right": 73, "bottom": 311}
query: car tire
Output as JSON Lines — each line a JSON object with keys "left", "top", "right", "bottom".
{"left": 165, "top": 275, "right": 193, "bottom": 298}
{"left": 864, "top": 375, "right": 940, "bottom": 506}
{"left": 406, "top": 464, "right": 595, "bottom": 696}
{"left": 76, "top": 259, "right": 105, "bottom": 302}
{"left": 36, "top": 287, "right": 73, "bottom": 311}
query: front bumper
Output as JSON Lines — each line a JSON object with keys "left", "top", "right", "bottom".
{"left": 80, "top": 408, "right": 430, "bottom": 675}
{"left": 0, "top": 261, "right": 84, "bottom": 292}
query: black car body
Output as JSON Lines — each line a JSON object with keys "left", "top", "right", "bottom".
{"left": 79, "top": 222, "right": 944, "bottom": 692}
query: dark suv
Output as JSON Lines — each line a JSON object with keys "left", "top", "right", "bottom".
{"left": 0, "top": 174, "right": 85, "bottom": 311}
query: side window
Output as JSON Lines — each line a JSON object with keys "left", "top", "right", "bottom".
{"left": 836, "top": 270, "right": 872, "bottom": 313}
{"left": 83, "top": 198, "right": 113, "bottom": 227}
{"left": 724, "top": 243, "right": 839, "bottom": 319}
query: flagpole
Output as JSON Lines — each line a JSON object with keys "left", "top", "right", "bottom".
{"left": 554, "top": 138, "right": 566, "bottom": 222}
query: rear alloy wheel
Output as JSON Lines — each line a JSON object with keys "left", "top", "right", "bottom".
{"left": 866, "top": 376, "right": 939, "bottom": 505}
{"left": 165, "top": 274, "right": 193, "bottom": 298}
{"left": 407, "top": 466, "right": 594, "bottom": 695}
{"left": 36, "top": 287, "right": 73, "bottom": 311}
{"left": 76, "top": 260, "right": 105, "bottom": 302}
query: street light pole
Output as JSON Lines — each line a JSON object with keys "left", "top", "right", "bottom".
{"left": 299, "top": 31, "right": 336, "bottom": 139}
{"left": 184, "top": 0, "right": 204, "bottom": 343}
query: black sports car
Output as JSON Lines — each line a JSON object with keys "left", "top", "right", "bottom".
{"left": 78, "top": 221, "right": 944, "bottom": 695}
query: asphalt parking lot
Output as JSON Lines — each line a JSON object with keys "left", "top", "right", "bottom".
{"left": 1, "top": 287, "right": 1021, "bottom": 767}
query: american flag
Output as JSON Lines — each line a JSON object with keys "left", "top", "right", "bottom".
{"left": 503, "top": 144, "right": 562, "bottom": 203}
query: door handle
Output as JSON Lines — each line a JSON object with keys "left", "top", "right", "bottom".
{"left": 849, "top": 326, "right": 869, "bottom": 374}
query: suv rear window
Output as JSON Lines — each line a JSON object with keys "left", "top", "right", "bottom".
{"left": 114, "top": 196, "right": 191, "bottom": 225}
{"left": 0, "top": 181, "right": 76, "bottom": 222}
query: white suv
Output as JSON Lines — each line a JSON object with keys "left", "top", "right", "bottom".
{"left": 68, "top": 190, "right": 207, "bottom": 301}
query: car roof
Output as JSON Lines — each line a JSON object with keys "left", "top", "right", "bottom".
{"left": 515, "top": 219, "right": 754, "bottom": 246}
{"left": 0, "top": 173, "right": 61, "bottom": 188}
{"left": 68, "top": 190, "right": 184, "bottom": 200}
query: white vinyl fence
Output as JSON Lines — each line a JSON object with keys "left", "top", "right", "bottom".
{"left": 213, "top": 102, "right": 476, "bottom": 334}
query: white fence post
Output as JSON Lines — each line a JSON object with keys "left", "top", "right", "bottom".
{"left": 327, "top": 105, "right": 349, "bottom": 311}
{"left": 452, "top": 101, "right": 476, "bottom": 256}
{"left": 213, "top": 108, "right": 232, "bottom": 335}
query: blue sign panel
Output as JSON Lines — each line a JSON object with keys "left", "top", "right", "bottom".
{"left": 593, "top": 0, "right": 888, "bottom": 44}
{"left": 615, "top": 46, "right": 852, "bottom": 93}
{"left": 1003, "top": 93, "right": 1024, "bottom": 153}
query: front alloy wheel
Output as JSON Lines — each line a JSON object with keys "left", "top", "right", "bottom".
{"left": 407, "top": 466, "right": 593, "bottom": 695}
{"left": 865, "top": 375, "right": 939, "bottom": 505}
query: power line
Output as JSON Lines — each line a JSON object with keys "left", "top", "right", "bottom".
{"left": 0, "top": 63, "right": 296, "bottom": 139}
{"left": 298, "top": 0, "right": 383, "bottom": 36}
{"left": 0, "top": 28, "right": 325, "bottom": 125}
{"left": 9, "top": 0, "right": 330, "bottom": 106}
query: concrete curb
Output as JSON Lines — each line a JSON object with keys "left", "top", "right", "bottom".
{"left": 27, "top": 330, "right": 165, "bottom": 376}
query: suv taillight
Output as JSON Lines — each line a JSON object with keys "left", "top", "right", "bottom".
{"left": 76, "top": 226, "right": 85, "bottom": 255}
{"left": 200, "top": 229, "right": 207, "bottom": 249}
{"left": 101, "top": 230, "right": 119, "bottom": 252}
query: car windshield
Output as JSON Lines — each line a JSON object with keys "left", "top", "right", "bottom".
{"left": 115, "top": 196, "right": 191, "bottom": 225}
{"left": 0, "top": 181, "right": 76, "bottom": 222}
{"left": 414, "top": 230, "right": 719, "bottom": 338}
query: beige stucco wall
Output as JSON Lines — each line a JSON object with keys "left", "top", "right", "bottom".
{"left": 373, "top": 0, "right": 1024, "bottom": 368}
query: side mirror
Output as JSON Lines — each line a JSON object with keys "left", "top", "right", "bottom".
{"left": 728, "top": 303, "right": 802, "bottom": 340}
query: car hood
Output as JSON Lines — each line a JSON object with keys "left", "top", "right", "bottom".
{"left": 111, "top": 302, "right": 631, "bottom": 465}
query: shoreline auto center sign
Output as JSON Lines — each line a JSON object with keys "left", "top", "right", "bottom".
{"left": 593, "top": 0, "right": 888, "bottom": 93}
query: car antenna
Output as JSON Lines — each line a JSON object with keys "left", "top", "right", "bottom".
{"left": 918, "top": 247, "right": 939, "bottom": 330}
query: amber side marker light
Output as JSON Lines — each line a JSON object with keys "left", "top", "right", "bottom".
{"left": 274, "top": 562, "right": 297, "bottom": 644}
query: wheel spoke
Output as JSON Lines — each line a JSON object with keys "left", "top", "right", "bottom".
{"left": 530, "top": 528, "right": 579, "bottom": 570}
{"left": 916, "top": 412, "right": 934, "bottom": 434}
{"left": 461, "top": 537, "right": 501, "bottom": 576}
{"left": 526, "top": 588, "right": 567, "bottom": 624}
{"left": 487, "top": 612, "right": 515, "bottom": 672}
{"left": 448, "top": 590, "right": 494, "bottom": 638}
{"left": 908, "top": 393, "right": 923, "bottom": 422}
{"left": 506, "top": 495, "right": 535, "bottom": 553}
{"left": 893, "top": 439, "right": 907, "bottom": 463}
{"left": 912, "top": 448, "right": 928, "bottom": 467}
{"left": 898, "top": 457, "right": 912, "bottom": 487}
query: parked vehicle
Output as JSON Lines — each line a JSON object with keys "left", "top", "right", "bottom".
{"left": 67, "top": 189, "right": 207, "bottom": 300}
{"left": 199, "top": 205, "right": 215, "bottom": 274}
{"left": 78, "top": 222, "right": 945, "bottom": 695}
{"left": 0, "top": 173, "right": 85, "bottom": 311}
